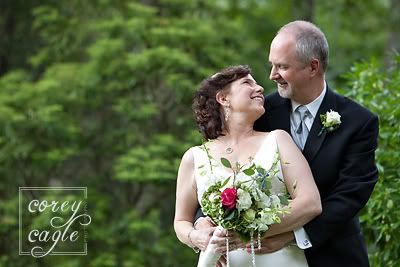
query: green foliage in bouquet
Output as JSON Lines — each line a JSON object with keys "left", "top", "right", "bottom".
{"left": 199, "top": 147, "right": 290, "bottom": 241}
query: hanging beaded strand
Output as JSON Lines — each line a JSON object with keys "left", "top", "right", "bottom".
{"left": 226, "top": 231, "right": 230, "bottom": 267}
{"left": 250, "top": 231, "right": 256, "bottom": 267}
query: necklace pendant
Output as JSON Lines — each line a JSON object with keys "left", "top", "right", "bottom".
{"left": 225, "top": 147, "right": 233, "bottom": 154}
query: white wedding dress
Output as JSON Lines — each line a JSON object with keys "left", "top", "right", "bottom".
{"left": 191, "top": 131, "right": 309, "bottom": 267}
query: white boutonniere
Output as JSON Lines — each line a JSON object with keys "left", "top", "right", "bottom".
{"left": 318, "top": 110, "right": 341, "bottom": 136}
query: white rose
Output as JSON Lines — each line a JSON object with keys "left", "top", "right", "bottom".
{"left": 326, "top": 110, "right": 341, "bottom": 125}
{"left": 248, "top": 218, "right": 269, "bottom": 232}
{"left": 259, "top": 210, "right": 276, "bottom": 225}
{"left": 256, "top": 191, "right": 271, "bottom": 209}
{"left": 270, "top": 195, "right": 281, "bottom": 208}
{"left": 257, "top": 220, "right": 270, "bottom": 232}
{"left": 236, "top": 189, "right": 252, "bottom": 211}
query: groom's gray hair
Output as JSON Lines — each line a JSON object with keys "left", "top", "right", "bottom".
{"left": 278, "top": 20, "right": 329, "bottom": 72}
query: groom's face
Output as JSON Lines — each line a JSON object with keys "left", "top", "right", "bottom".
{"left": 268, "top": 32, "right": 310, "bottom": 102}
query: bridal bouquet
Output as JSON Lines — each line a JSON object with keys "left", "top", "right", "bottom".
{"left": 197, "top": 149, "right": 290, "bottom": 267}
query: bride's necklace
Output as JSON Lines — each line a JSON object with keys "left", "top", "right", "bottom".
{"left": 219, "top": 138, "right": 235, "bottom": 155}
{"left": 220, "top": 131, "right": 255, "bottom": 155}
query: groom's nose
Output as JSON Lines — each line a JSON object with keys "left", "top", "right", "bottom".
{"left": 269, "top": 65, "right": 279, "bottom": 81}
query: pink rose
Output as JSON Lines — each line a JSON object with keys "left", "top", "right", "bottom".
{"left": 221, "top": 188, "right": 237, "bottom": 209}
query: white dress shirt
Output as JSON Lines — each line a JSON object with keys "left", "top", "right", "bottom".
{"left": 290, "top": 83, "right": 327, "bottom": 138}
{"left": 290, "top": 82, "right": 327, "bottom": 249}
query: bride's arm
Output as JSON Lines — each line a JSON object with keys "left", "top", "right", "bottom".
{"left": 264, "top": 130, "right": 322, "bottom": 237}
{"left": 174, "top": 149, "right": 214, "bottom": 251}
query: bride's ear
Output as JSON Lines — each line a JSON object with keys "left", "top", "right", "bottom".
{"left": 216, "top": 91, "right": 230, "bottom": 106}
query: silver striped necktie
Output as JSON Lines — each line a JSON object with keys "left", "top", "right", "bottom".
{"left": 294, "top": 105, "right": 311, "bottom": 150}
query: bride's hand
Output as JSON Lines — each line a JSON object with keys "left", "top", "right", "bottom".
{"left": 191, "top": 226, "right": 216, "bottom": 251}
{"left": 193, "top": 217, "right": 216, "bottom": 251}
{"left": 210, "top": 229, "right": 246, "bottom": 253}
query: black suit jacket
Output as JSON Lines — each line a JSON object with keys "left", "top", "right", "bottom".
{"left": 254, "top": 87, "right": 379, "bottom": 267}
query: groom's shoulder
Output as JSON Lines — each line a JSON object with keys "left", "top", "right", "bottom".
{"left": 332, "top": 89, "right": 377, "bottom": 120}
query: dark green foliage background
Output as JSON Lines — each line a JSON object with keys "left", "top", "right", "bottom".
{"left": 0, "top": 0, "right": 398, "bottom": 266}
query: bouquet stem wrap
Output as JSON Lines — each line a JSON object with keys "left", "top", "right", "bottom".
{"left": 197, "top": 226, "right": 225, "bottom": 267}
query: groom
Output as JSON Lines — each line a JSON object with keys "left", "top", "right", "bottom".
{"left": 252, "top": 21, "right": 379, "bottom": 266}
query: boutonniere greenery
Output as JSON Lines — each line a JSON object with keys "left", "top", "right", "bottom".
{"left": 318, "top": 110, "right": 341, "bottom": 136}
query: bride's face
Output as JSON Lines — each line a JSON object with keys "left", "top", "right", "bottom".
{"left": 226, "top": 74, "right": 265, "bottom": 117}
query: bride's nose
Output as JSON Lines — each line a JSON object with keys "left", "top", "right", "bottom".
{"left": 256, "top": 84, "right": 264, "bottom": 93}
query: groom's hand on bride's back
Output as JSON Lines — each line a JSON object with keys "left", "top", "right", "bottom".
{"left": 249, "top": 231, "right": 295, "bottom": 254}
{"left": 193, "top": 216, "right": 216, "bottom": 251}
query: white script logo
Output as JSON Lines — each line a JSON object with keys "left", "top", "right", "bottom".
{"left": 19, "top": 187, "right": 91, "bottom": 257}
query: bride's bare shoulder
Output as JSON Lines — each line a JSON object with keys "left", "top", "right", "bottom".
{"left": 271, "top": 129, "right": 291, "bottom": 139}
{"left": 271, "top": 130, "right": 299, "bottom": 151}
{"left": 180, "top": 147, "right": 195, "bottom": 166}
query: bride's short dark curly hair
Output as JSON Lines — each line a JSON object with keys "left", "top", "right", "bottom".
{"left": 192, "top": 65, "right": 251, "bottom": 140}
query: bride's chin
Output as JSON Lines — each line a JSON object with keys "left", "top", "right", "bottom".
{"left": 256, "top": 107, "right": 265, "bottom": 116}
{"left": 249, "top": 108, "right": 265, "bottom": 122}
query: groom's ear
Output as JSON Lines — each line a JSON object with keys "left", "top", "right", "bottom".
{"left": 309, "top": 58, "right": 320, "bottom": 77}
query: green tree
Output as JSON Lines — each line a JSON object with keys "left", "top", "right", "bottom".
{"left": 338, "top": 54, "right": 400, "bottom": 266}
{"left": 0, "top": 1, "right": 250, "bottom": 266}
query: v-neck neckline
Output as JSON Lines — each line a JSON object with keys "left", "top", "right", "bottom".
{"left": 206, "top": 132, "right": 272, "bottom": 175}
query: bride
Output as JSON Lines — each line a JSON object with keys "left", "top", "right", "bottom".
{"left": 174, "top": 65, "right": 321, "bottom": 266}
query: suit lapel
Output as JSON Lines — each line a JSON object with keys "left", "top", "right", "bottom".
{"left": 303, "top": 87, "right": 337, "bottom": 163}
